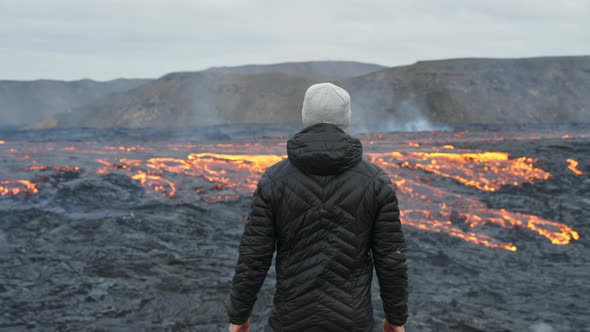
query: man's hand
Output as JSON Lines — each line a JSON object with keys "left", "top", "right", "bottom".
{"left": 383, "top": 319, "right": 405, "bottom": 332}
{"left": 229, "top": 319, "right": 250, "bottom": 332}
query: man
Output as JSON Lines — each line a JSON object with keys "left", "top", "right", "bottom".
{"left": 227, "top": 82, "right": 408, "bottom": 332}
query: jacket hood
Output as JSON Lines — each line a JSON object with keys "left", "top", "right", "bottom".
{"left": 286, "top": 122, "right": 363, "bottom": 176}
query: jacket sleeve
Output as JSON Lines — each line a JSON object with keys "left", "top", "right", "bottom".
{"left": 371, "top": 170, "right": 409, "bottom": 326}
{"left": 227, "top": 172, "right": 276, "bottom": 325}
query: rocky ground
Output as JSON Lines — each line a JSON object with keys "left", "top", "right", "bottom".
{"left": 0, "top": 127, "right": 588, "bottom": 331}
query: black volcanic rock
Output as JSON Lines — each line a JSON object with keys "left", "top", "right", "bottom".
{"left": 0, "top": 128, "right": 588, "bottom": 331}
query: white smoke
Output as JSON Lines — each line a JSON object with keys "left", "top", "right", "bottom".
{"left": 397, "top": 101, "right": 449, "bottom": 131}
{"left": 350, "top": 100, "right": 451, "bottom": 134}
{"left": 531, "top": 322, "right": 555, "bottom": 332}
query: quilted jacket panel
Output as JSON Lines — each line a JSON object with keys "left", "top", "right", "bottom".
{"left": 228, "top": 122, "right": 408, "bottom": 331}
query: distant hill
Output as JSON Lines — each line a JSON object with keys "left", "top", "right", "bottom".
{"left": 46, "top": 72, "right": 317, "bottom": 128}
{"left": 341, "top": 56, "right": 590, "bottom": 129}
{"left": 36, "top": 57, "right": 590, "bottom": 129}
{"left": 40, "top": 61, "right": 386, "bottom": 128}
{"left": 0, "top": 78, "right": 150, "bottom": 127}
{"left": 204, "top": 61, "right": 385, "bottom": 78}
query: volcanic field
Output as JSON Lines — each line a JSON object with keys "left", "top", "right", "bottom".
{"left": 0, "top": 125, "right": 588, "bottom": 331}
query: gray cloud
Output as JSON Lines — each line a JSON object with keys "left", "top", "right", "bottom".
{"left": 0, "top": 0, "right": 589, "bottom": 80}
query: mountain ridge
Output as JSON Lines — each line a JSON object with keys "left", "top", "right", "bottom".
{"left": 36, "top": 61, "right": 387, "bottom": 129}
{"left": 8, "top": 56, "right": 590, "bottom": 129}
{"left": 0, "top": 78, "right": 150, "bottom": 127}
{"left": 339, "top": 55, "right": 590, "bottom": 128}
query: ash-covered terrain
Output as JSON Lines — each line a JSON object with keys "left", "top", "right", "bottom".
{"left": 0, "top": 125, "right": 588, "bottom": 332}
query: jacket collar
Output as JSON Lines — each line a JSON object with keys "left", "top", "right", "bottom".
{"left": 286, "top": 122, "right": 363, "bottom": 175}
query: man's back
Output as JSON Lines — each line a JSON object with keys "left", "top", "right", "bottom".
{"left": 228, "top": 121, "right": 408, "bottom": 331}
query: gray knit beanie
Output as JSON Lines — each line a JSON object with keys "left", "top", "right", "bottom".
{"left": 301, "top": 82, "right": 351, "bottom": 129}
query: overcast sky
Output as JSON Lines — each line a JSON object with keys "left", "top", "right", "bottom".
{"left": 1, "top": 0, "right": 589, "bottom": 81}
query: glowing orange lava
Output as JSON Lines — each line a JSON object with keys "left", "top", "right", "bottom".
{"left": 1, "top": 129, "right": 584, "bottom": 251}
{"left": 0, "top": 180, "right": 39, "bottom": 196}
{"left": 566, "top": 159, "right": 583, "bottom": 176}
{"left": 132, "top": 171, "right": 177, "bottom": 198}
{"left": 27, "top": 165, "right": 81, "bottom": 172}
{"left": 453, "top": 130, "right": 470, "bottom": 137}
{"left": 374, "top": 151, "right": 551, "bottom": 192}
{"left": 376, "top": 171, "right": 578, "bottom": 251}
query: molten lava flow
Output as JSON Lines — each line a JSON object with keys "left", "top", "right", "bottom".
{"left": 92, "top": 153, "right": 286, "bottom": 199}
{"left": 453, "top": 130, "right": 470, "bottom": 137}
{"left": 0, "top": 180, "right": 39, "bottom": 196}
{"left": 184, "top": 153, "right": 285, "bottom": 190}
{"left": 132, "top": 171, "right": 177, "bottom": 198}
{"left": 96, "top": 159, "right": 177, "bottom": 197}
{"left": 375, "top": 171, "right": 579, "bottom": 251}
{"left": 365, "top": 152, "right": 580, "bottom": 250}
{"left": 0, "top": 128, "right": 584, "bottom": 251}
{"left": 188, "top": 153, "right": 285, "bottom": 173}
{"left": 400, "top": 210, "right": 518, "bottom": 251}
{"left": 373, "top": 151, "right": 551, "bottom": 192}
{"left": 27, "top": 165, "right": 81, "bottom": 172}
{"left": 96, "top": 159, "right": 132, "bottom": 174}
{"left": 493, "top": 209, "right": 580, "bottom": 245}
{"left": 566, "top": 159, "right": 583, "bottom": 176}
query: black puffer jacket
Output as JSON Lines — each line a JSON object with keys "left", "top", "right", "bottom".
{"left": 227, "top": 122, "right": 408, "bottom": 331}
